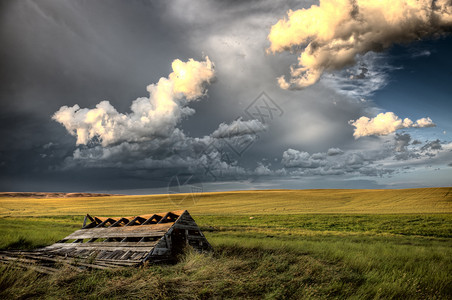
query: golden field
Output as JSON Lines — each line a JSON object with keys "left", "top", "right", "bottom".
{"left": 0, "top": 187, "right": 451, "bottom": 217}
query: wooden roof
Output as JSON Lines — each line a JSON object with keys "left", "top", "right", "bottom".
{"left": 39, "top": 210, "right": 180, "bottom": 261}
{"left": 0, "top": 210, "right": 212, "bottom": 272}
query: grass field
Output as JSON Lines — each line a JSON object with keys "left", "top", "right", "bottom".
{"left": 1, "top": 187, "right": 451, "bottom": 216}
{"left": 1, "top": 188, "right": 451, "bottom": 299}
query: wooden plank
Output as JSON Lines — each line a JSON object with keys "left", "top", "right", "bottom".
{"left": 82, "top": 214, "right": 97, "bottom": 229}
{"left": 95, "top": 258, "right": 142, "bottom": 264}
{"left": 12, "top": 250, "right": 143, "bottom": 266}
{"left": 96, "top": 251, "right": 110, "bottom": 259}
{"left": 14, "top": 252, "right": 112, "bottom": 270}
{"left": 0, "top": 254, "right": 66, "bottom": 270}
{"left": 95, "top": 261, "right": 138, "bottom": 267}
{"left": 7, "top": 252, "right": 77, "bottom": 264}
{"left": 186, "top": 235, "right": 208, "bottom": 241}
{"left": 43, "top": 243, "right": 157, "bottom": 252}
{"left": 86, "top": 214, "right": 95, "bottom": 222}
{"left": 62, "top": 223, "right": 173, "bottom": 240}
{"left": 0, "top": 259, "right": 58, "bottom": 274}
{"left": 172, "top": 224, "right": 200, "bottom": 231}
{"left": 108, "top": 250, "right": 124, "bottom": 260}
{"left": 130, "top": 252, "right": 148, "bottom": 260}
{"left": 0, "top": 254, "right": 44, "bottom": 265}
{"left": 71, "top": 261, "right": 112, "bottom": 270}
{"left": 116, "top": 250, "right": 131, "bottom": 260}
{"left": 176, "top": 220, "right": 198, "bottom": 227}
{"left": 178, "top": 214, "right": 194, "bottom": 221}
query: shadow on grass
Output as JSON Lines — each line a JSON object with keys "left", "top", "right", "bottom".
{"left": 3, "top": 237, "right": 34, "bottom": 250}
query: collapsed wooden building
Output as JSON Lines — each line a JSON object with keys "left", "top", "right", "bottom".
{"left": 0, "top": 210, "right": 212, "bottom": 273}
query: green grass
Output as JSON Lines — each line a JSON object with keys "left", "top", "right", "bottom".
{"left": 0, "top": 188, "right": 451, "bottom": 299}
{"left": 196, "top": 214, "right": 452, "bottom": 238}
{"left": 0, "top": 216, "right": 81, "bottom": 250}
{"left": 1, "top": 213, "right": 451, "bottom": 299}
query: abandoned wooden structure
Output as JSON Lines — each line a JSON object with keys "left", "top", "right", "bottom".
{"left": 0, "top": 210, "right": 212, "bottom": 273}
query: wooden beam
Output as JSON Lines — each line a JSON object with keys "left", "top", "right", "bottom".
{"left": 110, "top": 217, "right": 129, "bottom": 227}
{"left": 95, "top": 218, "right": 115, "bottom": 228}
{"left": 157, "top": 212, "right": 178, "bottom": 224}
{"left": 125, "top": 216, "right": 146, "bottom": 226}
{"left": 43, "top": 241, "right": 158, "bottom": 251}
{"left": 142, "top": 214, "right": 161, "bottom": 225}
{"left": 0, "top": 259, "right": 59, "bottom": 275}
{"left": 61, "top": 223, "right": 173, "bottom": 240}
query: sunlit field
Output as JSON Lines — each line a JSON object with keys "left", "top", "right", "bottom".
{"left": 1, "top": 188, "right": 451, "bottom": 299}
{"left": 1, "top": 188, "right": 451, "bottom": 216}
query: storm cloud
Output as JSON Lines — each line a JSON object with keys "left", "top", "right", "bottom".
{"left": 1, "top": 0, "right": 451, "bottom": 192}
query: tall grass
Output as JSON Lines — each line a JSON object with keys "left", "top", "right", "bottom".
{"left": 1, "top": 239, "right": 450, "bottom": 299}
{"left": 1, "top": 213, "right": 451, "bottom": 299}
{"left": 0, "top": 188, "right": 451, "bottom": 298}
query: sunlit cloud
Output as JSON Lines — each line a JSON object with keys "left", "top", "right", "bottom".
{"left": 53, "top": 57, "right": 215, "bottom": 146}
{"left": 268, "top": 0, "right": 452, "bottom": 89}
{"left": 349, "top": 112, "right": 435, "bottom": 138}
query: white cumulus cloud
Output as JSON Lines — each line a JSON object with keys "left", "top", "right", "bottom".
{"left": 268, "top": 0, "right": 452, "bottom": 89}
{"left": 349, "top": 112, "right": 435, "bottom": 138}
{"left": 53, "top": 57, "right": 215, "bottom": 146}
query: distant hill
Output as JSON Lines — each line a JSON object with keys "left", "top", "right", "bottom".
{"left": 0, "top": 187, "right": 450, "bottom": 216}
{"left": 0, "top": 192, "right": 121, "bottom": 198}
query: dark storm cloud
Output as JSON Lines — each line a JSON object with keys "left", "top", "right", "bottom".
{"left": 421, "top": 139, "right": 443, "bottom": 151}
{"left": 2, "top": 0, "right": 451, "bottom": 192}
{"left": 1, "top": 0, "right": 183, "bottom": 110}
{"left": 280, "top": 147, "right": 395, "bottom": 177}
{"left": 393, "top": 134, "right": 412, "bottom": 160}
{"left": 394, "top": 133, "right": 411, "bottom": 152}
{"left": 327, "top": 148, "right": 344, "bottom": 156}
{"left": 3, "top": 0, "right": 303, "bottom": 191}
{"left": 0, "top": 0, "right": 202, "bottom": 191}
{"left": 276, "top": 136, "right": 452, "bottom": 179}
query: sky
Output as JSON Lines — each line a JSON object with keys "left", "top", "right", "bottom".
{"left": 1, "top": 0, "right": 451, "bottom": 193}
